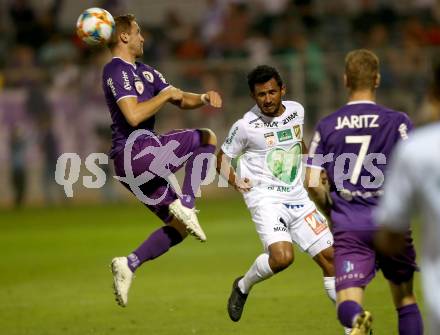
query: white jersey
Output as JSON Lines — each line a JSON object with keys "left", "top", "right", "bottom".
{"left": 375, "top": 122, "right": 440, "bottom": 331}
{"left": 221, "top": 101, "right": 310, "bottom": 208}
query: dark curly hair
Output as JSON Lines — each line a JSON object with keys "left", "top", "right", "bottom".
{"left": 247, "top": 65, "right": 283, "bottom": 93}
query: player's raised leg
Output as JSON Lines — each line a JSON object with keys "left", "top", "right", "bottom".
{"left": 111, "top": 141, "right": 191, "bottom": 307}
{"left": 181, "top": 128, "right": 217, "bottom": 208}
{"left": 168, "top": 128, "right": 217, "bottom": 241}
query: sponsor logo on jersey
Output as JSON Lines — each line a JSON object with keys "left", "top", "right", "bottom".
{"left": 248, "top": 117, "right": 262, "bottom": 124}
{"left": 334, "top": 114, "right": 379, "bottom": 130}
{"left": 264, "top": 132, "right": 275, "bottom": 147}
{"left": 276, "top": 129, "right": 293, "bottom": 142}
{"left": 267, "top": 186, "right": 293, "bottom": 192}
{"left": 398, "top": 123, "right": 409, "bottom": 140}
{"left": 134, "top": 80, "right": 144, "bottom": 94}
{"left": 122, "top": 71, "right": 132, "bottom": 90}
{"left": 142, "top": 71, "right": 154, "bottom": 83}
{"left": 225, "top": 126, "right": 238, "bottom": 144}
{"left": 304, "top": 210, "right": 328, "bottom": 235}
{"left": 282, "top": 112, "right": 298, "bottom": 125}
{"left": 339, "top": 188, "right": 384, "bottom": 201}
{"left": 293, "top": 125, "right": 302, "bottom": 139}
{"left": 339, "top": 188, "right": 353, "bottom": 201}
{"left": 154, "top": 69, "right": 167, "bottom": 84}
{"left": 255, "top": 121, "right": 278, "bottom": 128}
{"left": 107, "top": 78, "right": 116, "bottom": 97}
{"left": 266, "top": 143, "right": 302, "bottom": 184}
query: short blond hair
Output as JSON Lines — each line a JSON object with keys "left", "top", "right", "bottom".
{"left": 345, "top": 49, "right": 380, "bottom": 91}
{"left": 107, "top": 14, "right": 136, "bottom": 50}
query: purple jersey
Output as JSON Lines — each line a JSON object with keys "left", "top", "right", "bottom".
{"left": 102, "top": 57, "right": 169, "bottom": 158}
{"left": 307, "top": 101, "right": 413, "bottom": 232}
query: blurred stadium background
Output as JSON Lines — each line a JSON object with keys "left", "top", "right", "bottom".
{"left": 0, "top": 1, "right": 437, "bottom": 334}
{"left": 0, "top": 0, "right": 439, "bottom": 206}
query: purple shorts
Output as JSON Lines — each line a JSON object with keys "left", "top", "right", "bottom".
{"left": 113, "top": 129, "right": 202, "bottom": 223}
{"left": 334, "top": 230, "right": 418, "bottom": 291}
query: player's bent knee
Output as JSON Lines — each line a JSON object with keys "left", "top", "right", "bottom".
{"left": 269, "top": 252, "right": 294, "bottom": 272}
{"left": 198, "top": 128, "right": 217, "bottom": 146}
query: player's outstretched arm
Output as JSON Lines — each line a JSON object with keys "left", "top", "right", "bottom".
{"left": 216, "top": 149, "right": 252, "bottom": 193}
{"left": 175, "top": 90, "right": 222, "bottom": 109}
{"left": 301, "top": 140, "right": 309, "bottom": 155}
{"left": 304, "top": 166, "right": 331, "bottom": 217}
{"left": 117, "top": 87, "right": 183, "bottom": 127}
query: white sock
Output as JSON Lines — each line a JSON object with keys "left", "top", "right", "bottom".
{"left": 238, "top": 253, "right": 273, "bottom": 294}
{"left": 323, "top": 276, "right": 336, "bottom": 303}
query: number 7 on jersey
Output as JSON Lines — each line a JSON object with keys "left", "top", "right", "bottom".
{"left": 345, "top": 135, "right": 371, "bottom": 184}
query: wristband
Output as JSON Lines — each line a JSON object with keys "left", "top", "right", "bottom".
{"left": 201, "top": 93, "right": 209, "bottom": 105}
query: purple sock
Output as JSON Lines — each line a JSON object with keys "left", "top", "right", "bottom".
{"left": 397, "top": 304, "right": 423, "bottom": 335}
{"left": 181, "top": 143, "right": 216, "bottom": 208}
{"left": 337, "top": 300, "right": 363, "bottom": 328}
{"left": 127, "top": 226, "right": 183, "bottom": 272}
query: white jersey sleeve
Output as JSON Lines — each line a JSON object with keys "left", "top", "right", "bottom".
{"left": 221, "top": 119, "right": 247, "bottom": 158}
{"left": 375, "top": 140, "right": 414, "bottom": 232}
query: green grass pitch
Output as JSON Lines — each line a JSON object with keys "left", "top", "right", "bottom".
{"left": 0, "top": 196, "right": 424, "bottom": 334}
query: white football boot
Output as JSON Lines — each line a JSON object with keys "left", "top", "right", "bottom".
{"left": 111, "top": 257, "right": 134, "bottom": 307}
{"left": 169, "top": 199, "right": 207, "bottom": 242}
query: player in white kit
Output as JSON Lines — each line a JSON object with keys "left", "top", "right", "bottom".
{"left": 376, "top": 122, "right": 440, "bottom": 335}
{"left": 216, "top": 65, "right": 336, "bottom": 323}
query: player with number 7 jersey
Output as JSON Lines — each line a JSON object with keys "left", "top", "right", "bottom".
{"left": 306, "top": 96, "right": 412, "bottom": 233}
{"left": 305, "top": 49, "right": 423, "bottom": 335}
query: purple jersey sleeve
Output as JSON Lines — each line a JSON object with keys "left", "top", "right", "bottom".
{"left": 306, "top": 123, "right": 328, "bottom": 170}
{"left": 152, "top": 68, "right": 169, "bottom": 94}
{"left": 396, "top": 112, "right": 413, "bottom": 140}
{"left": 103, "top": 62, "right": 138, "bottom": 102}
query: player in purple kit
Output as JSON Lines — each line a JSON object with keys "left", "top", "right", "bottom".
{"left": 305, "top": 49, "right": 423, "bottom": 334}
{"left": 102, "top": 14, "right": 222, "bottom": 307}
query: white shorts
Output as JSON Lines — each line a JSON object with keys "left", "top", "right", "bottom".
{"left": 250, "top": 200, "right": 333, "bottom": 257}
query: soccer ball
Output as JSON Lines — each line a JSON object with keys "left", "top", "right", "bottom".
{"left": 76, "top": 8, "right": 115, "bottom": 46}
